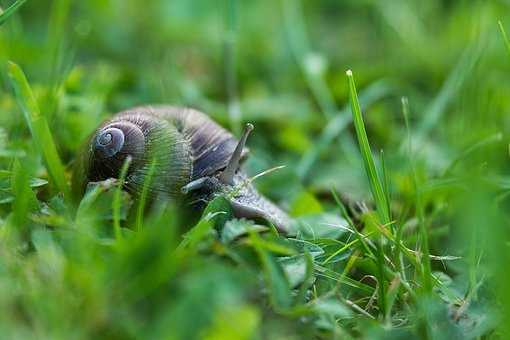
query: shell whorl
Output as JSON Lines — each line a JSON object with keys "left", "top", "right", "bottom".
{"left": 95, "top": 127, "right": 125, "bottom": 158}
{"left": 89, "top": 121, "right": 145, "bottom": 181}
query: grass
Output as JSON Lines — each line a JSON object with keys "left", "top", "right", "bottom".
{"left": 113, "top": 156, "right": 131, "bottom": 240}
{"left": 0, "top": 0, "right": 26, "bottom": 26}
{"left": 0, "top": 0, "right": 509, "bottom": 339}
{"left": 134, "top": 158, "right": 157, "bottom": 232}
{"left": 401, "top": 96, "right": 433, "bottom": 294}
{"left": 347, "top": 69, "right": 390, "bottom": 315}
{"left": 7, "top": 61, "right": 70, "bottom": 199}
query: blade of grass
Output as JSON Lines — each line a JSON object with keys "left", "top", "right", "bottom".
{"left": 294, "top": 251, "right": 314, "bottom": 305}
{"left": 331, "top": 189, "right": 375, "bottom": 258}
{"left": 402, "top": 97, "right": 432, "bottom": 293}
{"left": 74, "top": 179, "right": 116, "bottom": 226}
{"left": 177, "top": 210, "right": 226, "bottom": 252}
{"left": 346, "top": 70, "right": 390, "bottom": 224}
{"left": 0, "top": 0, "right": 27, "bottom": 26}
{"left": 248, "top": 236, "right": 296, "bottom": 256}
{"left": 498, "top": 20, "right": 510, "bottom": 58}
{"left": 7, "top": 61, "right": 70, "bottom": 198}
{"left": 385, "top": 275, "right": 401, "bottom": 321}
{"left": 250, "top": 231, "right": 292, "bottom": 310}
{"left": 135, "top": 158, "right": 157, "bottom": 232}
{"left": 396, "top": 99, "right": 411, "bottom": 282}
{"left": 113, "top": 156, "right": 131, "bottom": 240}
{"left": 45, "top": 0, "right": 73, "bottom": 122}
{"left": 321, "top": 236, "right": 369, "bottom": 266}
{"left": 380, "top": 150, "right": 392, "bottom": 225}
{"left": 313, "top": 264, "right": 374, "bottom": 294}
{"left": 346, "top": 69, "right": 390, "bottom": 316}
{"left": 10, "top": 158, "right": 37, "bottom": 232}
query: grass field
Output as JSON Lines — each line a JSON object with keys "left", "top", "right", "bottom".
{"left": 1, "top": 0, "right": 510, "bottom": 339}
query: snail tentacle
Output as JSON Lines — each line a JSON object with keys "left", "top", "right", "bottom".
{"left": 219, "top": 123, "right": 254, "bottom": 185}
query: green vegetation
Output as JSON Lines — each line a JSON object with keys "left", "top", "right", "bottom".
{"left": 0, "top": 0, "right": 509, "bottom": 338}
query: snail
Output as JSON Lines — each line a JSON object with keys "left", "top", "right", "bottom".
{"left": 72, "top": 105, "right": 291, "bottom": 233}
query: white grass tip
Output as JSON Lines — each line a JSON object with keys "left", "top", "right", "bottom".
{"left": 346, "top": 69, "right": 353, "bottom": 76}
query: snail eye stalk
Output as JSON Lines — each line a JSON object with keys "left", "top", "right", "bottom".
{"left": 219, "top": 123, "right": 254, "bottom": 185}
{"left": 95, "top": 127, "right": 125, "bottom": 158}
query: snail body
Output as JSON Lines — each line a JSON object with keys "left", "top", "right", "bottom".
{"left": 72, "top": 105, "right": 291, "bottom": 233}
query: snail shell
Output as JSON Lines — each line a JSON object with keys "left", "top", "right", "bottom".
{"left": 72, "top": 105, "right": 290, "bottom": 233}
{"left": 73, "top": 106, "right": 248, "bottom": 197}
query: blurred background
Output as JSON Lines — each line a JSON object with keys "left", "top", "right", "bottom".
{"left": 2, "top": 0, "right": 509, "bottom": 199}
{"left": 1, "top": 0, "right": 510, "bottom": 338}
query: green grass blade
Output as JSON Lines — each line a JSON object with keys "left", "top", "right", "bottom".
{"left": 0, "top": 0, "right": 27, "bottom": 26}
{"left": 250, "top": 231, "right": 292, "bottom": 310}
{"left": 74, "top": 180, "right": 112, "bottom": 226}
{"left": 10, "top": 158, "right": 37, "bottom": 232}
{"left": 313, "top": 264, "right": 375, "bottom": 294}
{"left": 498, "top": 21, "right": 510, "bottom": 58}
{"left": 113, "top": 156, "right": 131, "bottom": 240}
{"left": 346, "top": 70, "right": 390, "bottom": 224}
{"left": 346, "top": 69, "right": 389, "bottom": 316}
{"left": 294, "top": 251, "right": 314, "bottom": 305}
{"left": 45, "top": 0, "right": 72, "bottom": 122}
{"left": 380, "top": 149, "right": 392, "bottom": 224}
{"left": 7, "top": 61, "right": 70, "bottom": 198}
{"left": 176, "top": 212, "right": 220, "bottom": 252}
{"left": 135, "top": 158, "right": 157, "bottom": 232}
{"left": 402, "top": 97, "right": 432, "bottom": 293}
{"left": 331, "top": 189, "right": 374, "bottom": 258}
